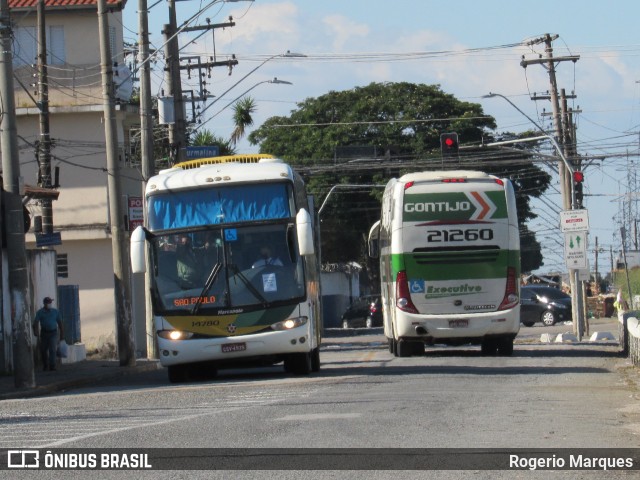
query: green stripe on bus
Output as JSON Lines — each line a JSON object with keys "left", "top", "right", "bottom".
{"left": 390, "top": 250, "right": 519, "bottom": 280}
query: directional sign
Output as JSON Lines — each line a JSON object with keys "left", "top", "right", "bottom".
{"left": 564, "top": 232, "right": 588, "bottom": 269}
{"left": 560, "top": 209, "right": 589, "bottom": 233}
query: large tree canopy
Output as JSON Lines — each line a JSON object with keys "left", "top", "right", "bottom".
{"left": 249, "top": 82, "right": 496, "bottom": 162}
{"left": 247, "top": 82, "right": 550, "bottom": 276}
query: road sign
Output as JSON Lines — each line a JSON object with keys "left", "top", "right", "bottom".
{"left": 128, "top": 196, "right": 144, "bottom": 231}
{"left": 35, "top": 232, "right": 62, "bottom": 247}
{"left": 560, "top": 209, "right": 589, "bottom": 233}
{"left": 564, "top": 232, "right": 588, "bottom": 269}
{"left": 185, "top": 145, "right": 219, "bottom": 160}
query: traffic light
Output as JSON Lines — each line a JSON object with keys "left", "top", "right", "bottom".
{"left": 440, "top": 133, "right": 459, "bottom": 159}
{"left": 573, "top": 170, "right": 584, "bottom": 208}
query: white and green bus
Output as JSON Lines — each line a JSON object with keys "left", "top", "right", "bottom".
{"left": 130, "top": 154, "right": 322, "bottom": 382}
{"left": 368, "top": 170, "right": 520, "bottom": 357}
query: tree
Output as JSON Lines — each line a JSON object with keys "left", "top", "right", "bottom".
{"left": 248, "top": 82, "right": 551, "bottom": 272}
{"left": 230, "top": 97, "right": 257, "bottom": 146}
{"left": 191, "top": 129, "right": 235, "bottom": 156}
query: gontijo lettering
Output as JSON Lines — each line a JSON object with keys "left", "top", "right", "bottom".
{"left": 404, "top": 201, "right": 471, "bottom": 213}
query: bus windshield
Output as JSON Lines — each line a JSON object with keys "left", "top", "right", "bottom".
{"left": 150, "top": 223, "right": 305, "bottom": 314}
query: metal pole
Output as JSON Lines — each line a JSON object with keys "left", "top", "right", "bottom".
{"left": 0, "top": 0, "right": 35, "bottom": 388}
{"left": 138, "top": 0, "right": 157, "bottom": 359}
{"left": 97, "top": 0, "right": 135, "bottom": 366}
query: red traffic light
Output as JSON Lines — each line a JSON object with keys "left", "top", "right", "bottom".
{"left": 573, "top": 171, "right": 584, "bottom": 183}
{"left": 440, "top": 133, "right": 459, "bottom": 157}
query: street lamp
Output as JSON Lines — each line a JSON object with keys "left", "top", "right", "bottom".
{"left": 205, "top": 77, "right": 293, "bottom": 122}
{"left": 196, "top": 51, "right": 305, "bottom": 120}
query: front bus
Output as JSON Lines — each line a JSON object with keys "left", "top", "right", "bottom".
{"left": 131, "top": 155, "right": 321, "bottom": 382}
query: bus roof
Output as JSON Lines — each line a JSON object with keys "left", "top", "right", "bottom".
{"left": 148, "top": 154, "right": 294, "bottom": 194}
{"left": 398, "top": 170, "right": 498, "bottom": 184}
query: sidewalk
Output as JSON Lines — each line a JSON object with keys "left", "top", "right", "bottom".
{"left": 0, "top": 329, "right": 375, "bottom": 401}
{"left": 0, "top": 358, "right": 161, "bottom": 401}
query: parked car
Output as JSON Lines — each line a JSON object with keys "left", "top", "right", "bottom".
{"left": 520, "top": 285, "right": 572, "bottom": 327}
{"left": 341, "top": 296, "right": 383, "bottom": 329}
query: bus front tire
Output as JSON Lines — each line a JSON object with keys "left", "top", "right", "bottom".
{"left": 168, "top": 364, "right": 189, "bottom": 383}
{"left": 311, "top": 347, "right": 321, "bottom": 372}
{"left": 284, "top": 352, "right": 312, "bottom": 375}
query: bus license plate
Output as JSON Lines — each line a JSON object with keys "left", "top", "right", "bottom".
{"left": 449, "top": 319, "right": 468, "bottom": 328}
{"left": 221, "top": 342, "right": 246, "bottom": 353}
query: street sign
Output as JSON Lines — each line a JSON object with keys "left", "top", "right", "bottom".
{"left": 559, "top": 209, "right": 589, "bottom": 233}
{"left": 35, "top": 232, "right": 62, "bottom": 247}
{"left": 128, "top": 196, "right": 144, "bottom": 231}
{"left": 564, "top": 232, "right": 588, "bottom": 269}
{"left": 185, "top": 145, "right": 219, "bottom": 160}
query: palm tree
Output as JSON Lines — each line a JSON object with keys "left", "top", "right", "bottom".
{"left": 230, "top": 96, "right": 257, "bottom": 146}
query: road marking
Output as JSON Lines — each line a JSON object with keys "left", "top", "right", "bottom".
{"left": 275, "top": 413, "right": 362, "bottom": 421}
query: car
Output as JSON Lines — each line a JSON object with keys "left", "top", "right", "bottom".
{"left": 341, "top": 296, "right": 383, "bottom": 329}
{"left": 520, "top": 285, "right": 572, "bottom": 327}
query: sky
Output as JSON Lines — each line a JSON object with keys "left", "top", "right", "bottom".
{"left": 121, "top": 0, "right": 640, "bottom": 278}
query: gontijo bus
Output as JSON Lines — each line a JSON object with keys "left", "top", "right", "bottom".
{"left": 368, "top": 170, "right": 520, "bottom": 357}
{"left": 130, "top": 154, "right": 321, "bottom": 382}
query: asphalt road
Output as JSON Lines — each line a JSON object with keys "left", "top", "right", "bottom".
{"left": 1, "top": 318, "right": 638, "bottom": 479}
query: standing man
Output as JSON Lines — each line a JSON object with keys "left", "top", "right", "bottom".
{"left": 33, "top": 297, "right": 64, "bottom": 371}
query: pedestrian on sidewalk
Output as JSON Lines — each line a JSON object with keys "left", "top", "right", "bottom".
{"left": 33, "top": 297, "right": 64, "bottom": 371}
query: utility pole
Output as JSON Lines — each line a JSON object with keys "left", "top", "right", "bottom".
{"left": 97, "top": 0, "right": 135, "bottom": 366}
{"left": 163, "top": 0, "right": 186, "bottom": 165}
{"left": 138, "top": 0, "right": 156, "bottom": 359}
{"left": 37, "top": 0, "right": 53, "bottom": 234}
{"left": 0, "top": 0, "right": 35, "bottom": 388}
{"left": 521, "top": 33, "right": 586, "bottom": 339}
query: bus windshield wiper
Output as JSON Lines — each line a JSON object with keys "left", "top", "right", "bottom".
{"left": 231, "top": 265, "right": 269, "bottom": 306}
{"left": 191, "top": 262, "right": 222, "bottom": 315}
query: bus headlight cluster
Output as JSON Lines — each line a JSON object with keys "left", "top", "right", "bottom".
{"left": 158, "top": 330, "right": 194, "bottom": 341}
{"left": 271, "top": 316, "right": 308, "bottom": 331}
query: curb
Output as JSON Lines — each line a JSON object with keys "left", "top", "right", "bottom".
{"left": 0, "top": 361, "right": 161, "bottom": 401}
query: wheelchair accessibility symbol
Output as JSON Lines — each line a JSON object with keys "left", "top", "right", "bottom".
{"left": 409, "top": 279, "right": 425, "bottom": 293}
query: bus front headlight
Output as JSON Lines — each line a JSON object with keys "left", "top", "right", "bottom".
{"left": 158, "top": 330, "right": 194, "bottom": 340}
{"left": 271, "top": 316, "right": 308, "bottom": 331}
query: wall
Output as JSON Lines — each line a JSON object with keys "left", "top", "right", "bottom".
{"left": 320, "top": 271, "right": 360, "bottom": 329}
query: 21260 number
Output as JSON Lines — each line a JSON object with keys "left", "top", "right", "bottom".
{"left": 426, "top": 228, "right": 493, "bottom": 242}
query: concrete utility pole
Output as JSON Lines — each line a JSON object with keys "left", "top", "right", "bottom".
{"left": 97, "top": 0, "right": 136, "bottom": 366}
{"left": 0, "top": 0, "right": 35, "bottom": 388}
{"left": 138, "top": 0, "right": 156, "bottom": 359}
{"left": 37, "top": 0, "right": 53, "bottom": 234}
{"left": 521, "top": 33, "right": 586, "bottom": 340}
{"left": 163, "top": 0, "right": 187, "bottom": 165}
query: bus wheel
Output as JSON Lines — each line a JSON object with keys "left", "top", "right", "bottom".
{"left": 168, "top": 365, "right": 189, "bottom": 383}
{"left": 397, "top": 340, "right": 413, "bottom": 357}
{"left": 284, "top": 352, "right": 312, "bottom": 375}
{"left": 311, "top": 347, "right": 321, "bottom": 372}
{"left": 480, "top": 339, "right": 498, "bottom": 356}
{"left": 497, "top": 338, "right": 514, "bottom": 356}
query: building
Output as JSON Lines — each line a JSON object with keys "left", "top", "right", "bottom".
{"left": 8, "top": 0, "right": 145, "bottom": 354}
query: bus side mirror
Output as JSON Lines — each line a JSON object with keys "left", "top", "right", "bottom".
{"left": 296, "top": 208, "right": 314, "bottom": 256}
{"left": 130, "top": 225, "right": 147, "bottom": 273}
{"left": 368, "top": 220, "right": 380, "bottom": 258}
